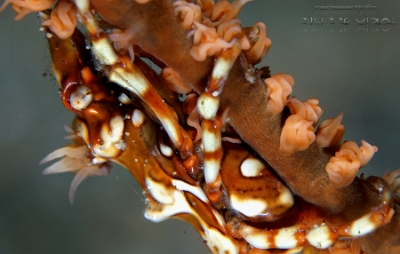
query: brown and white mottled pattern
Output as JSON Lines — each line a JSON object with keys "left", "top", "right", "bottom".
{"left": 2, "top": 0, "right": 400, "bottom": 253}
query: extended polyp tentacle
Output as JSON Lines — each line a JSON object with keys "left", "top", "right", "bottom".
{"left": 264, "top": 73, "right": 294, "bottom": 114}
{"left": 73, "top": 0, "right": 193, "bottom": 159}
{"left": 326, "top": 140, "right": 378, "bottom": 188}
{"left": 316, "top": 113, "right": 345, "bottom": 149}
{"left": 0, "top": 0, "right": 55, "bottom": 20}
{"left": 173, "top": 0, "right": 202, "bottom": 31}
{"left": 279, "top": 98, "right": 323, "bottom": 155}
{"left": 243, "top": 22, "right": 272, "bottom": 65}
{"left": 41, "top": 0, "right": 77, "bottom": 39}
{"left": 286, "top": 97, "right": 323, "bottom": 125}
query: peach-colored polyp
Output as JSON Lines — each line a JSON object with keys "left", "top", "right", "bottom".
{"left": 264, "top": 73, "right": 294, "bottom": 114}
{"left": 41, "top": 0, "right": 77, "bottom": 39}
{"left": 326, "top": 140, "right": 377, "bottom": 187}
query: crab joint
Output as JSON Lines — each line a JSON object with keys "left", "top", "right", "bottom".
{"left": 73, "top": 0, "right": 193, "bottom": 159}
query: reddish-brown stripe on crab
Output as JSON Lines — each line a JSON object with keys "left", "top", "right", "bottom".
{"left": 333, "top": 176, "right": 394, "bottom": 237}
{"left": 196, "top": 42, "right": 241, "bottom": 205}
{"left": 197, "top": 41, "right": 241, "bottom": 121}
{"left": 220, "top": 143, "right": 294, "bottom": 221}
{"left": 224, "top": 176, "right": 394, "bottom": 251}
{"left": 109, "top": 62, "right": 193, "bottom": 157}
{"left": 5, "top": 0, "right": 400, "bottom": 252}
{"left": 227, "top": 215, "right": 308, "bottom": 250}
{"left": 119, "top": 113, "right": 240, "bottom": 253}
{"left": 202, "top": 119, "right": 223, "bottom": 184}
{"left": 39, "top": 28, "right": 128, "bottom": 201}
{"left": 72, "top": 0, "right": 193, "bottom": 159}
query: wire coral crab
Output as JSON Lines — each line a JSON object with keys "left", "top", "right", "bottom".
{"left": 1, "top": 0, "right": 400, "bottom": 253}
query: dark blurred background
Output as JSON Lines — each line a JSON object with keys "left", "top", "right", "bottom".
{"left": 0, "top": 1, "right": 399, "bottom": 253}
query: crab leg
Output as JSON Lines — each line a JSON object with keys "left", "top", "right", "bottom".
{"left": 42, "top": 24, "right": 241, "bottom": 252}
{"left": 198, "top": 41, "right": 241, "bottom": 203}
{"left": 73, "top": 0, "right": 193, "bottom": 159}
{"left": 119, "top": 111, "right": 239, "bottom": 254}
{"left": 226, "top": 176, "right": 393, "bottom": 251}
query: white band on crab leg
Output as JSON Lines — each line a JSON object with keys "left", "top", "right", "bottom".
{"left": 197, "top": 41, "right": 241, "bottom": 121}
{"left": 144, "top": 168, "right": 238, "bottom": 253}
{"left": 197, "top": 94, "right": 220, "bottom": 120}
{"left": 202, "top": 120, "right": 222, "bottom": 184}
{"left": 109, "top": 67, "right": 187, "bottom": 152}
{"left": 91, "top": 37, "right": 119, "bottom": 65}
{"left": 239, "top": 223, "right": 307, "bottom": 249}
{"left": 334, "top": 176, "right": 394, "bottom": 237}
{"left": 306, "top": 224, "right": 338, "bottom": 249}
{"left": 145, "top": 190, "right": 238, "bottom": 254}
{"left": 73, "top": 0, "right": 191, "bottom": 157}
{"left": 198, "top": 43, "right": 241, "bottom": 187}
